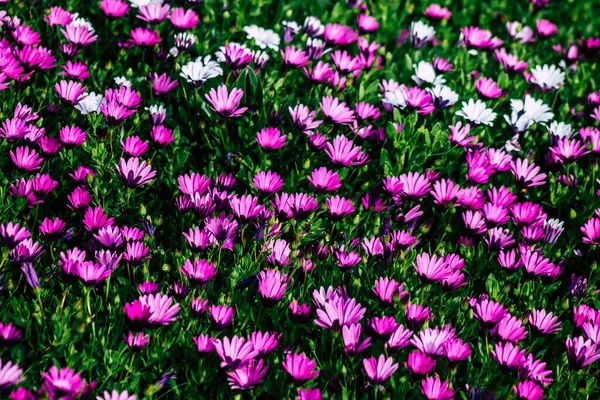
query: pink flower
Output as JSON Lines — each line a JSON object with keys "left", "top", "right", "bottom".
{"left": 320, "top": 96, "right": 355, "bottom": 125}
{"left": 357, "top": 14, "right": 379, "bottom": 32}
{"left": 226, "top": 360, "right": 269, "bottom": 390}
{"left": 421, "top": 376, "right": 455, "bottom": 400}
{"left": 281, "top": 46, "right": 310, "bottom": 68}
{"left": 10, "top": 146, "right": 43, "bottom": 171}
{"left": 476, "top": 77, "right": 503, "bottom": 99}
{"left": 205, "top": 85, "right": 248, "bottom": 118}
{"left": 55, "top": 80, "right": 87, "bottom": 105}
{"left": 169, "top": 8, "right": 199, "bottom": 30}
{"left": 100, "top": 0, "right": 129, "bottom": 18}
{"left": 130, "top": 28, "right": 160, "bottom": 46}
{"left": 326, "top": 195, "right": 355, "bottom": 219}
{"left": 325, "top": 135, "right": 368, "bottom": 166}
{"left": 363, "top": 355, "right": 398, "bottom": 383}
{"left": 258, "top": 269, "right": 289, "bottom": 304}
{"left": 282, "top": 353, "right": 320, "bottom": 384}
{"left": 308, "top": 167, "right": 341, "bottom": 192}
{"left": 323, "top": 23, "right": 358, "bottom": 46}
{"left": 424, "top": 4, "right": 452, "bottom": 22}
{"left": 536, "top": 20, "right": 558, "bottom": 38}
{"left": 253, "top": 171, "right": 283, "bottom": 194}
{"left": 256, "top": 127, "right": 286, "bottom": 150}
{"left": 511, "top": 158, "right": 547, "bottom": 187}
{"left": 151, "top": 73, "right": 179, "bottom": 95}
{"left": 137, "top": 4, "right": 170, "bottom": 24}
{"left": 214, "top": 335, "right": 258, "bottom": 368}
{"left": 61, "top": 25, "right": 97, "bottom": 46}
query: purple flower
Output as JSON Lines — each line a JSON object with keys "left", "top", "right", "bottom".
{"left": 169, "top": 7, "right": 199, "bottom": 30}
{"left": 405, "top": 350, "right": 436, "bottom": 376}
{"left": 320, "top": 96, "right": 355, "bottom": 125}
{"left": 363, "top": 354, "right": 398, "bottom": 383}
{"left": 209, "top": 304, "right": 234, "bottom": 330}
{"left": 205, "top": 85, "right": 247, "bottom": 118}
{"left": 282, "top": 353, "right": 320, "bottom": 384}
{"left": 193, "top": 333, "right": 215, "bottom": 354}
{"left": 100, "top": 0, "right": 129, "bottom": 18}
{"left": 0, "top": 359, "right": 24, "bottom": 392}
{"left": 529, "top": 309, "right": 561, "bottom": 335}
{"left": 115, "top": 157, "right": 156, "bottom": 188}
{"left": 566, "top": 336, "right": 600, "bottom": 369}
{"left": 421, "top": 376, "right": 455, "bottom": 400}
{"left": 0, "top": 222, "right": 30, "bottom": 249}
{"left": 413, "top": 253, "right": 452, "bottom": 283}
{"left": 281, "top": 46, "right": 310, "bottom": 68}
{"left": 0, "top": 323, "right": 22, "bottom": 347}
{"left": 342, "top": 323, "right": 370, "bottom": 355}
{"left": 180, "top": 259, "right": 217, "bottom": 285}
{"left": 10, "top": 146, "right": 43, "bottom": 171}
{"left": 325, "top": 135, "right": 368, "bottom": 166}
{"left": 226, "top": 359, "right": 268, "bottom": 390}
{"left": 256, "top": 127, "right": 286, "bottom": 150}
{"left": 42, "top": 366, "right": 94, "bottom": 400}
{"left": 214, "top": 335, "right": 258, "bottom": 369}
{"left": 124, "top": 331, "right": 149, "bottom": 351}
{"left": 326, "top": 196, "right": 355, "bottom": 219}
{"left": 492, "top": 341, "right": 526, "bottom": 370}
{"left": 253, "top": 171, "right": 283, "bottom": 194}
{"left": 258, "top": 269, "right": 289, "bottom": 305}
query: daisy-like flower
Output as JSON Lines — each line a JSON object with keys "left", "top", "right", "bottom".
{"left": 0, "top": 358, "right": 24, "bottom": 391}
{"left": 511, "top": 158, "right": 547, "bottom": 187}
{"left": 456, "top": 99, "right": 496, "bottom": 126}
{"left": 180, "top": 56, "right": 223, "bottom": 88}
{"left": 227, "top": 360, "right": 269, "bottom": 390}
{"left": 320, "top": 96, "right": 355, "bottom": 125}
{"left": 256, "top": 128, "right": 286, "bottom": 150}
{"left": 529, "top": 309, "right": 561, "bottom": 334}
{"left": 282, "top": 353, "right": 320, "bottom": 384}
{"left": 412, "top": 61, "right": 445, "bottom": 86}
{"left": 504, "top": 95, "right": 554, "bottom": 133}
{"left": 428, "top": 85, "right": 459, "bottom": 109}
{"left": 363, "top": 355, "right": 398, "bottom": 383}
{"left": 243, "top": 25, "right": 280, "bottom": 50}
{"left": 205, "top": 85, "right": 247, "bottom": 118}
{"left": 325, "top": 135, "right": 368, "bottom": 166}
{"left": 115, "top": 157, "right": 156, "bottom": 188}
{"left": 410, "top": 21, "right": 436, "bottom": 48}
{"left": 529, "top": 64, "right": 565, "bottom": 92}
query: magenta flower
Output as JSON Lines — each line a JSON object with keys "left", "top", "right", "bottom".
{"left": 256, "top": 127, "right": 286, "bottom": 150}
{"left": 282, "top": 353, "right": 320, "bottom": 384}
{"left": 137, "top": 4, "right": 170, "bottom": 24}
{"left": 249, "top": 331, "right": 280, "bottom": 357}
{"left": 130, "top": 28, "right": 161, "bottom": 46}
{"left": 494, "top": 48, "right": 528, "bottom": 74}
{"left": 10, "top": 146, "right": 43, "bottom": 171}
{"left": 227, "top": 360, "right": 269, "bottom": 390}
{"left": 326, "top": 196, "right": 355, "bottom": 219}
{"left": 265, "top": 239, "right": 291, "bottom": 267}
{"left": 124, "top": 331, "right": 149, "bottom": 351}
{"left": 169, "top": 8, "right": 199, "bottom": 30}
{"left": 55, "top": 80, "right": 86, "bottom": 105}
{"left": 150, "top": 125, "right": 175, "bottom": 147}
{"left": 330, "top": 50, "right": 363, "bottom": 74}
{"left": 289, "top": 104, "right": 322, "bottom": 133}
{"left": 205, "top": 85, "right": 248, "bottom": 118}
{"left": 100, "top": 0, "right": 129, "bottom": 18}
{"left": 411, "top": 325, "right": 456, "bottom": 356}
{"left": 421, "top": 376, "right": 455, "bottom": 400}
{"left": 214, "top": 335, "right": 258, "bottom": 369}
{"left": 0, "top": 323, "right": 22, "bottom": 347}
{"left": 363, "top": 354, "right": 398, "bottom": 383}
{"left": 42, "top": 366, "right": 93, "bottom": 400}
{"left": 325, "top": 135, "right": 368, "bottom": 166}
{"left": 151, "top": 73, "right": 179, "bottom": 95}
{"left": 229, "top": 194, "right": 263, "bottom": 223}
{"left": 61, "top": 25, "right": 97, "bottom": 46}
{"left": 495, "top": 314, "right": 527, "bottom": 342}
{"left": 45, "top": 7, "right": 73, "bottom": 26}
{"left": 514, "top": 381, "right": 544, "bottom": 400}
{"left": 529, "top": 309, "right": 561, "bottom": 335}
{"left": 414, "top": 253, "right": 452, "bottom": 283}
{"left": 323, "top": 23, "right": 358, "bottom": 46}
{"left": 115, "top": 157, "right": 156, "bottom": 188}
{"left": 511, "top": 158, "right": 547, "bottom": 187}
{"left": 342, "top": 323, "right": 371, "bottom": 355}
{"left": 399, "top": 171, "right": 431, "bottom": 199}
{"left": 581, "top": 217, "right": 600, "bottom": 245}
{"left": 448, "top": 121, "right": 477, "bottom": 147}
{"left": 209, "top": 304, "right": 234, "bottom": 331}
{"left": 315, "top": 297, "right": 366, "bottom": 329}
{"left": 492, "top": 341, "right": 526, "bottom": 370}
{"left": 180, "top": 259, "right": 217, "bottom": 285}
{"left": 536, "top": 19, "right": 558, "bottom": 38}
{"left": 304, "top": 61, "right": 334, "bottom": 82}
{"left": 253, "top": 171, "right": 283, "bottom": 194}
{"left": 60, "top": 61, "right": 89, "bottom": 80}
{"left": 217, "top": 43, "right": 253, "bottom": 70}
{"left": 566, "top": 336, "right": 600, "bottom": 369}
{"left": 461, "top": 26, "right": 496, "bottom": 49}
{"left": 308, "top": 167, "right": 341, "bottom": 192}
{"left": 320, "top": 96, "right": 355, "bottom": 125}
{"left": 432, "top": 179, "right": 460, "bottom": 206}
{"left": 59, "top": 125, "right": 86, "bottom": 146}
{"left": 139, "top": 293, "right": 180, "bottom": 327}
{"left": 257, "top": 269, "right": 289, "bottom": 305}
{"left": 424, "top": 4, "right": 452, "bottom": 22}
{"left": 0, "top": 359, "right": 24, "bottom": 391}
{"left": 476, "top": 77, "right": 503, "bottom": 99}
{"left": 281, "top": 46, "right": 310, "bottom": 68}
{"left": 192, "top": 333, "right": 215, "bottom": 354}
{"left": 550, "top": 138, "right": 589, "bottom": 163}
{"left": 405, "top": 350, "right": 436, "bottom": 376}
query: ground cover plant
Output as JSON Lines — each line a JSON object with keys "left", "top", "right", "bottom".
{"left": 1, "top": 0, "right": 600, "bottom": 398}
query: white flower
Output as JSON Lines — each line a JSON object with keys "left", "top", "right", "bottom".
{"left": 251, "top": 50, "right": 270, "bottom": 68}
{"left": 69, "top": 14, "right": 94, "bottom": 29}
{"left": 180, "top": 55, "right": 223, "bottom": 87}
{"left": 114, "top": 76, "right": 131, "bottom": 87}
{"left": 243, "top": 25, "right": 280, "bottom": 51}
{"left": 504, "top": 134, "right": 521, "bottom": 153}
{"left": 75, "top": 92, "right": 105, "bottom": 115}
{"left": 543, "top": 218, "right": 564, "bottom": 244}
{"left": 503, "top": 95, "right": 554, "bottom": 132}
{"left": 456, "top": 99, "right": 496, "bottom": 126}
{"left": 128, "top": 0, "right": 162, "bottom": 8}
{"left": 410, "top": 21, "right": 436, "bottom": 49}
{"left": 530, "top": 64, "right": 565, "bottom": 92}
{"left": 174, "top": 32, "right": 197, "bottom": 50}
{"left": 428, "top": 85, "right": 458, "bottom": 109}
{"left": 412, "top": 61, "right": 445, "bottom": 86}
{"left": 145, "top": 104, "right": 166, "bottom": 115}
{"left": 382, "top": 88, "right": 407, "bottom": 109}
{"left": 282, "top": 20, "right": 300, "bottom": 33}
{"left": 546, "top": 121, "right": 573, "bottom": 141}
{"left": 303, "top": 16, "right": 325, "bottom": 37}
